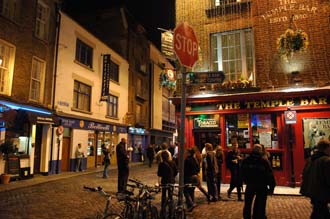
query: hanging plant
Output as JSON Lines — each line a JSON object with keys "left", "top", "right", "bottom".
{"left": 277, "top": 28, "right": 309, "bottom": 61}
{"left": 159, "top": 71, "right": 176, "bottom": 91}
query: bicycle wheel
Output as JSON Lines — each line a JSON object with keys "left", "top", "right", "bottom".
{"left": 123, "top": 204, "right": 134, "bottom": 219}
{"left": 103, "top": 213, "right": 123, "bottom": 219}
{"left": 174, "top": 207, "right": 186, "bottom": 219}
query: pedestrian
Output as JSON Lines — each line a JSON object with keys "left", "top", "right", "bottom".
{"left": 226, "top": 141, "right": 243, "bottom": 201}
{"left": 173, "top": 142, "right": 179, "bottom": 166}
{"left": 300, "top": 140, "right": 330, "bottom": 219}
{"left": 241, "top": 144, "right": 276, "bottom": 219}
{"left": 215, "top": 145, "right": 224, "bottom": 200}
{"left": 155, "top": 142, "right": 172, "bottom": 163}
{"left": 75, "top": 143, "right": 84, "bottom": 172}
{"left": 146, "top": 144, "right": 155, "bottom": 168}
{"left": 101, "top": 144, "right": 111, "bottom": 178}
{"left": 204, "top": 143, "right": 218, "bottom": 202}
{"left": 116, "top": 138, "right": 129, "bottom": 193}
{"left": 157, "top": 151, "right": 178, "bottom": 219}
{"left": 183, "top": 148, "right": 199, "bottom": 212}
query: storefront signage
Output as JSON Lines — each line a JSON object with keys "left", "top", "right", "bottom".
{"left": 261, "top": 0, "right": 317, "bottom": 24}
{"left": 7, "top": 155, "right": 20, "bottom": 175}
{"left": 100, "top": 54, "right": 111, "bottom": 102}
{"left": 60, "top": 117, "right": 113, "bottom": 132}
{"left": 216, "top": 97, "right": 328, "bottom": 110}
{"left": 194, "top": 118, "right": 219, "bottom": 128}
{"left": 161, "top": 30, "right": 175, "bottom": 60}
{"left": 128, "top": 127, "right": 149, "bottom": 135}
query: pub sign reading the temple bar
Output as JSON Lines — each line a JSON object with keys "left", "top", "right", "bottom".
{"left": 100, "top": 54, "right": 111, "bottom": 101}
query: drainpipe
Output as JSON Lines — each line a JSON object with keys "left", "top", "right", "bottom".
{"left": 50, "top": 3, "right": 62, "bottom": 174}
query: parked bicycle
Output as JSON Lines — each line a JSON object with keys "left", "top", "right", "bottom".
{"left": 83, "top": 185, "right": 123, "bottom": 219}
{"left": 159, "top": 183, "right": 195, "bottom": 219}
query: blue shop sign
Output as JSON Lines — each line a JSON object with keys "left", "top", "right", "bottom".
{"left": 128, "top": 127, "right": 149, "bottom": 135}
{"left": 60, "top": 117, "right": 113, "bottom": 132}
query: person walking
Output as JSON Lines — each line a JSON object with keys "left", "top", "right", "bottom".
{"left": 215, "top": 145, "right": 224, "bottom": 200}
{"left": 157, "top": 151, "right": 178, "bottom": 219}
{"left": 75, "top": 143, "right": 84, "bottom": 172}
{"left": 241, "top": 144, "right": 276, "bottom": 219}
{"left": 155, "top": 142, "right": 172, "bottom": 163}
{"left": 146, "top": 144, "right": 155, "bottom": 168}
{"left": 101, "top": 144, "right": 111, "bottom": 178}
{"left": 116, "top": 138, "right": 129, "bottom": 193}
{"left": 204, "top": 143, "right": 218, "bottom": 202}
{"left": 300, "top": 140, "right": 330, "bottom": 219}
{"left": 226, "top": 141, "right": 243, "bottom": 201}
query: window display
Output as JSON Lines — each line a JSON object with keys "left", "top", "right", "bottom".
{"left": 226, "top": 114, "right": 249, "bottom": 148}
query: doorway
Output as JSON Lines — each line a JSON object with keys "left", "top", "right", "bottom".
{"left": 33, "top": 124, "right": 43, "bottom": 174}
{"left": 61, "top": 137, "right": 71, "bottom": 171}
{"left": 193, "top": 129, "right": 221, "bottom": 151}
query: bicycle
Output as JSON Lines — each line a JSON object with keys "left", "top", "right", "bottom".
{"left": 83, "top": 185, "right": 123, "bottom": 219}
{"left": 125, "top": 178, "right": 160, "bottom": 219}
{"left": 159, "top": 183, "right": 195, "bottom": 219}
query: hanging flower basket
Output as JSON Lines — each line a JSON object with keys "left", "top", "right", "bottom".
{"left": 277, "top": 28, "right": 309, "bottom": 61}
{"left": 159, "top": 71, "right": 176, "bottom": 91}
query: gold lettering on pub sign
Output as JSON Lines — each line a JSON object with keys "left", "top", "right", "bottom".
{"left": 217, "top": 97, "right": 328, "bottom": 110}
{"left": 261, "top": 0, "right": 317, "bottom": 24}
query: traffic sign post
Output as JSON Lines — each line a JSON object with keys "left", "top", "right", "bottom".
{"left": 173, "top": 22, "right": 199, "bottom": 207}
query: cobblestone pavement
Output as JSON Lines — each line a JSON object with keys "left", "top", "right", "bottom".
{"left": 0, "top": 163, "right": 312, "bottom": 219}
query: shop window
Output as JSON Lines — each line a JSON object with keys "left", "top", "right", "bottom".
{"left": 251, "top": 113, "right": 277, "bottom": 148}
{"left": 29, "top": 57, "right": 45, "bottom": 103}
{"left": 210, "top": 29, "right": 254, "bottom": 82}
{"left": 107, "top": 94, "right": 118, "bottom": 118}
{"left": 75, "top": 38, "right": 93, "bottom": 68}
{"left": 0, "top": 0, "right": 21, "bottom": 23}
{"left": 87, "top": 131, "right": 95, "bottom": 156}
{"left": 73, "top": 80, "right": 91, "bottom": 112}
{"left": 0, "top": 39, "right": 15, "bottom": 95}
{"left": 35, "top": 0, "right": 50, "bottom": 41}
{"left": 226, "top": 113, "right": 250, "bottom": 148}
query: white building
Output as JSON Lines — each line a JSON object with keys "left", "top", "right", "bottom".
{"left": 53, "top": 11, "right": 129, "bottom": 172}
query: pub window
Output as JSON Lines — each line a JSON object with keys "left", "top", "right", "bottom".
{"left": 210, "top": 28, "right": 254, "bottom": 82}
{"left": 0, "top": 0, "right": 21, "bottom": 23}
{"left": 73, "top": 80, "right": 91, "bottom": 112}
{"left": 0, "top": 39, "right": 15, "bottom": 95}
{"left": 110, "top": 60, "right": 119, "bottom": 82}
{"left": 35, "top": 0, "right": 50, "bottom": 41}
{"left": 75, "top": 38, "right": 93, "bottom": 68}
{"left": 226, "top": 113, "right": 250, "bottom": 148}
{"left": 251, "top": 113, "right": 277, "bottom": 149}
{"left": 29, "top": 57, "right": 45, "bottom": 103}
{"left": 107, "top": 94, "right": 118, "bottom": 118}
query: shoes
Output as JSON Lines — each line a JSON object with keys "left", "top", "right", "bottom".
{"left": 207, "top": 195, "right": 211, "bottom": 204}
{"left": 227, "top": 190, "right": 231, "bottom": 198}
{"left": 102, "top": 176, "right": 108, "bottom": 179}
{"left": 210, "top": 197, "right": 218, "bottom": 202}
{"left": 238, "top": 198, "right": 244, "bottom": 201}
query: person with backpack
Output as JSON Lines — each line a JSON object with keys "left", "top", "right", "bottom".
{"left": 300, "top": 140, "right": 330, "bottom": 219}
{"left": 157, "top": 151, "right": 178, "bottom": 217}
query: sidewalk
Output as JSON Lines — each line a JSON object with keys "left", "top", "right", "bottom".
{"left": 0, "top": 163, "right": 301, "bottom": 196}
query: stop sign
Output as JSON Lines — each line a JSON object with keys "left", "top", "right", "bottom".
{"left": 173, "top": 22, "right": 199, "bottom": 68}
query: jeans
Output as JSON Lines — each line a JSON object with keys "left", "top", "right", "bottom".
{"left": 103, "top": 160, "right": 110, "bottom": 178}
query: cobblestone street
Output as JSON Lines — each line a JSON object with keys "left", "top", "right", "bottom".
{"left": 0, "top": 163, "right": 312, "bottom": 219}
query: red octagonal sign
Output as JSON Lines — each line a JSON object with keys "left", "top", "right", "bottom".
{"left": 173, "top": 22, "right": 199, "bottom": 68}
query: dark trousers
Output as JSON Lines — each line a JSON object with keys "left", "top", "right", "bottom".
{"left": 148, "top": 157, "right": 154, "bottom": 167}
{"left": 311, "top": 199, "right": 330, "bottom": 219}
{"left": 117, "top": 167, "right": 129, "bottom": 192}
{"left": 161, "top": 187, "right": 173, "bottom": 218}
{"left": 206, "top": 174, "right": 217, "bottom": 198}
{"left": 243, "top": 185, "right": 268, "bottom": 219}
{"left": 228, "top": 169, "right": 242, "bottom": 199}
{"left": 184, "top": 186, "right": 195, "bottom": 208}
{"left": 216, "top": 176, "right": 222, "bottom": 198}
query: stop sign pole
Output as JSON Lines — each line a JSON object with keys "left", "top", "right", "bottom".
{"left": 173, "top": 22, "right": 198, "bottom": 207}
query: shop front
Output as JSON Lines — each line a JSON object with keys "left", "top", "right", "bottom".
{"left": 173, "top": 87, "right": 330, "bottom": 186}
{"left": 127, "top": 127, "right": 149, "bottom": 162}
{"left": 58, "top": 116, "right": 127, "bottom": 172}
{"left": 0, "top": 100, "right": 58, "bottom": 178}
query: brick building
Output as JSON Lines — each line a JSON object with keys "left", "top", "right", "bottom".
{"left": 173, "top": 0, "right": 330, "bottom": 186}
{"left": 0, "top": 0, "right": 60, "bottom": 177}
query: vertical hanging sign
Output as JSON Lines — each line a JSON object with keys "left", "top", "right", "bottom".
{"left": 100, "top": 54, "right": 111, "bottom": 101}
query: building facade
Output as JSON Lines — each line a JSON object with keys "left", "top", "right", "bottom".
{"left": 174, "top": 0, "right": 330, "bottom": 186}
{"left": 54, "top": 11, "right": 129, "bottom": 172}
{"left": 0, "top": 0, "right": 59, "bottom": 177}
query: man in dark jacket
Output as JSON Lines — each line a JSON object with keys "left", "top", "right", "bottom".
{"left": 241, "top": 144, "right": 275, "bottom": 219}
{"left": 300, "top": 140, "right": 330, "bottom": 219}
{"left": 116, "top": 138, "right": 129, "bottom": 193}
{"left": 226, "top": 142, "right": 243, "bottom": 201}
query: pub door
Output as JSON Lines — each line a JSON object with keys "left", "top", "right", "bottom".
{"left": 193, "top": 129, "right": 221, "bottom": 152}
{"left": 33, "top": 124, "right": 43, "bottom": 174}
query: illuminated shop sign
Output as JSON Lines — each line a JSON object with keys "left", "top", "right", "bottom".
{"left": 194, "top": 118, "right": 219, "bottom": 128}
{"left": 216, "top": 97, "right": 328, "bottom": 111}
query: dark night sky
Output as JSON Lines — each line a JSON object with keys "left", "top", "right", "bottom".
{"left": 63, "top": 0, "right": 175, "bottom": 48}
